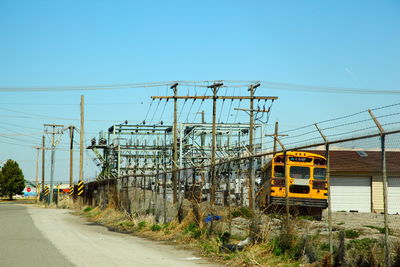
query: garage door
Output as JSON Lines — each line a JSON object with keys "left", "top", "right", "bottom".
{"left": 331, "top": 176, "right": 371, "bottom": 212}
{"left": 388, "top": 177, "right": 400, "bottom": 214}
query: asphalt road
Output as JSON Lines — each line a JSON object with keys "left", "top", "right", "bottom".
{"left": 0, "top": 203, "right": 218, "bottom": 267}
{"left": 0, "top": 203, "right": 73, "bottom": 267}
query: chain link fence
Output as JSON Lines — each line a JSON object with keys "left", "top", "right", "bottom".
{"left": 75, "top": 103, "right": 400, "bottom": 266}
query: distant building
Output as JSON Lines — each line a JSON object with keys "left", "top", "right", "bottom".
{"left": 23, "top": 180, "right": 38, "bottom": 197}
{"left": 306, "top": 150, "right": 400, "bottom": 214}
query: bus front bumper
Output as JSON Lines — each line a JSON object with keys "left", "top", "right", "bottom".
{"left": 270, "top": 196, "right": 328, "bottom": 208}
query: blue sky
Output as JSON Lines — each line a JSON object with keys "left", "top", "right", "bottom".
{"left": 0, "top": 0, "right": 399, "bottom": 182}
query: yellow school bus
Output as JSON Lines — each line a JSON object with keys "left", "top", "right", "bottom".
{"left": 259, "top": 151, "right": 328, "bottom": 218}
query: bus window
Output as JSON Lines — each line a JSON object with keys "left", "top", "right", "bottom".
{"left": 290, "top": 166, "right": 310, "bottom": 179}
{"left": 274, "top": 165, "right": 285, "bottom": 178}
{"left": 314, "top": 158, "right": 326, "bottom": 166}
{"left": 314, "top": 168, "right": 326, "bottom": 180}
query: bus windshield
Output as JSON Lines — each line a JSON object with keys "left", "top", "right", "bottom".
{"left": 314, "top": 168, "right": 326, "bottom": 180}
{"left": 274, "top": 165, "right": 285, "bottom": 178}
{"left": 290, "top": 166, "right": 310, "bottom": 179}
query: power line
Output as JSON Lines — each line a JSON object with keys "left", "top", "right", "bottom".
{"left": 0, "top": 80, "right": 398, "bottom": 95}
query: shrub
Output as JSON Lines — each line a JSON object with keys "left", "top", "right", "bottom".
{"left": 347, "top": 238, "right": 378, "bottom": 250}
{"left": 184, "top": 222, "right": 198, "bottom": 233}
{"left": 151, "top": 224, "right": 161, "bottom": 231}
{"left": 184, "top": 222, "right": 203, "bottom": 239}
{"left": 320, "top": 242, "right": 330, "bottom": 251}
{"left": 269, "top": 237, "right": 284, "bottom": 256}
{"left": 364, "top": 225, "right": 393, "bottom": 235}
{"left": 137, "top": 221, "right": 147, "bottom": 230}
{"left": 344, "top": 229, "right": 360, "bottom": 239}
{"left": 83, "top": 207, "right": 93, "bottom": 212}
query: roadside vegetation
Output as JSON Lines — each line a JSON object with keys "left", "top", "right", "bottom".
{"left": 0, "top": 159, "right": 25, "bottom": 200}
{"left": 59, "top": 200, "right": 400, "bottom": 267}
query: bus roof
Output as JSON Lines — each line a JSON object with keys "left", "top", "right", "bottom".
{"left": 274, "top": 151, "right": 326, "bottom": 160}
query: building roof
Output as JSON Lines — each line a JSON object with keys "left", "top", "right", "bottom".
{"left": 306, "top": 150, "right": 400, "bottom": 174}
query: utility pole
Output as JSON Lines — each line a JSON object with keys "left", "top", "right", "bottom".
{"left": 248, "top": 83, "right": 260, "bottom": 210}
{"left": 171, "top": 83, "right": 178, "bottom": 204}
{"left": 44, "top": 124, "right": 64, "bottom": 204}
{"left": 33, "top": 147, "right": 40, "bottom": 201}
{"left": 273, "top": 121, "right": 278, "bottom": 156}
{"left": 79, "top": 95, "right": 84, "bottom": 184}
{"left": 41, "top": 135, "right": 45, "bottom": 195}
{"left": 68, "top": 126, "right": 75, "bottom": 188}
{"left": 208, "top": 82, "right": 223, "bottom": 205}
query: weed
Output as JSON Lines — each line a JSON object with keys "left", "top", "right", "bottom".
{"left": 269, "top": 237, "right": 284, "bottom": 256}
{"left": 347, "top": 238, "right": 378, "bottom": 250}
{"left": 83, "top": 206, "right": 93, "bottom": 212}
{"left": 137, "top": 221, "right": 147, "bottom": 230}
{"left": 161, "top": 222, "right": 170, "bottom": 229}
{"left": 231, "top": 207, "right": 253, "bottom": 218}
{"left": 344, "top": 229, "right": 360, "bottom": 239}
{"left": 364, "top": 225, "right": 393, "bottom": 235}
{"left": 199, "top": 240, "right": 219, "bottom": 254}
{"left": 391, "top": 243, "right": 400, "bottom": 267}
{"left": 299, "top": 215, "right": 315, "bottom": 221}
{"left": 319, "top": 242, "right": 330, "bottom": 251}
{"left": 184, "top": 222, "right": 203, "bottom": 239}
{"left": 151, "top": 224, "right": 162, "bottom": 231}
{"left": 119, "top": 221, "right": 135, "bottom": 227}
{"left": 184, "top": 222, "right": 198, "bottom": 233}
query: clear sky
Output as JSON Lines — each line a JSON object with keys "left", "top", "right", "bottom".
{"left": 0, "top": 0, "right": 399, "bottom": 183}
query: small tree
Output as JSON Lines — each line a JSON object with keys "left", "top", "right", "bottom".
{"left": 0, "top": 160, "right": 25, "bottom": 200}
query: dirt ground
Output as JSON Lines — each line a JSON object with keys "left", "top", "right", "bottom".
{"left": 227, "top": 210, "right": 400, "bottom": 244}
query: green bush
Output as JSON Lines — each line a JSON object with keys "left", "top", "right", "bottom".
{"left": 347, "top": 238, "right": 378, "bottom": 250}
{"left": 344, "top": 229, "right": 360, "bottom": 239}
{"left": 320, "top": 242, "right": 330, "bottom": 251}
{"left": 364, "top": 225, "right": 393, "bottom": 235}
{"left": 137, "top": 221, "right": 147, "bottom": 230}
{"left": 83, "top": 207, "right": 93, "bottom": 212}
{"left": 151, "top": 224, "right": 162, "bottom": 231}
{"left": 184, "top": 222, "right": 203, "bottom": 239}
{"left": 184, "top": 222, "right": 198, "bottom": 233}
{"left": 269, "top": 237, "right": 284, "bottom": 256}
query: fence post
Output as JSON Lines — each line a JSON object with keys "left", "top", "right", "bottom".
{"left": 381, "top": 134, "right": 389, "bottom": 267}
{"left": 315, "top": 123, "right": 333, "bottom": 264}
{"left": 368, "top": 109, "right": 389, "bottom": 267}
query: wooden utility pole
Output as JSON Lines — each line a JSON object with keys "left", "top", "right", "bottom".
{"left": 248, "top": 83, "right": 260, "bottom": 210}
{"left": 273, "top": 122, "right": 279, "bottom": 156}
{"left": 209, "top": 82, "right": 223, "bottom": 205}
{"left": 34, "top": 147, "right": 40, "bottom": 201}
{"left": 171, "top": 83, "right": 178, "bottom": 204}
{"left": 69, "top": 126, "right": 75, "bottom": 187}
{"left": 41, "top": 135, "right": 45, "bottom": 193}
{"left": 266, "top": 124, "right": 287, "bottom": 155}
{"left": 79, "top": 95, "right": 84, "bottom": 183}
